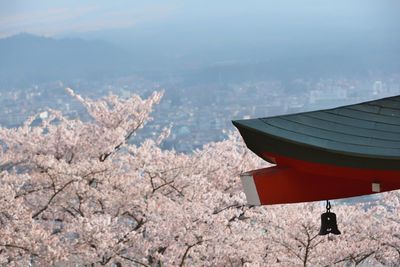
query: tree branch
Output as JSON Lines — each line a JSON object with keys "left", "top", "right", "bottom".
{"left": 118, "top": 254, "right": 149, "bottom": 267}
{"left": 179, "top": 239, "right": 203, "bottom": 267}
{"left": 213, "top": 204, "right": 245, "bottom": 215}
{"left": 32, "top": 179, "right": 76, "bottom": 219}
{"left": 15, "top": 185, "right": 53, "bottom": 199}
{"left": 0, "top": 243, "right": 38, "bottom": 257}
{"left": 99, "top": 118, "right": 145, "bottom": 162}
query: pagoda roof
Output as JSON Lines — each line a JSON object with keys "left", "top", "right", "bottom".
{"left": 233, "top": 95, "right": 400, "bottom": 169}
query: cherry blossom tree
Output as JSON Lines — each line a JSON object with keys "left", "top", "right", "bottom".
{"left": 0, "top": 88, "right": 398, "bottom": 266}
{"left": 263, "top": 201, "right": 384, "bottom": 266}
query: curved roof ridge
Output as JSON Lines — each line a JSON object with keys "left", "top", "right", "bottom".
{"left": 233, "top": 94, "right": 400, "bottom": 164}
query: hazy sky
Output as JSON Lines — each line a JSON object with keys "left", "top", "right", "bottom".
{"left": 0, "top": 1, "right": 182, "bottom": 37}
{"left": 1, "top": 0, "right": 400, "bottom": 82}
{"left": 1, "top": 0, "right": 399, "bottom": 38}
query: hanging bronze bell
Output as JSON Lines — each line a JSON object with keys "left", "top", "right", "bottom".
{"left": 319, "top": 211, "right": 341, "bottom": 235}
{"left": 319, "top": 200, "right": 341, "bottom": 236}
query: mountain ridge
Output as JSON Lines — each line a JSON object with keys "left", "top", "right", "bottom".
{"left": 0, "top": 33, "right": 132, "bottom": 86}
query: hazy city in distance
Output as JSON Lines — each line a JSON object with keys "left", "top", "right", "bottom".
{"left": 1, "top": 0, "right": 400, "bottom": 152}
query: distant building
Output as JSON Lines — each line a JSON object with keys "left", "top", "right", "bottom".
{"left": 373, "top": 81, "right": 384, "bottom": 95}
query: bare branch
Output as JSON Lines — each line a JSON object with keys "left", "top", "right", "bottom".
{"left": 32, "top": 179, "right": 76, "bottom": 219}
{"left": 179, "top": 239, "right": 203, "bottom": 267}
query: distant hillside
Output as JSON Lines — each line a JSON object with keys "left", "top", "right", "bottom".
{"left": 0, "top": 33, "right": 132, "bottom": 86}
{"left": 1, "top": 30, "right": 400, "bottom": 87}
{"left": 72, "top": 17, "right": 400, "bottom": 81}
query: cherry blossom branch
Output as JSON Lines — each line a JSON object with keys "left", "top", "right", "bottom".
{"left": 99, "top": 255, "right": 113, "bottom": 265}
{"left": 333, "top": 251, "right": 375, "bottom": 266}
{"left": 32, "top": 179, "right": 76, "bottom": 219}
{"left": 70, "top": 193, "right": 85, "bottom": 217}
{"left": 0, "top": 243, "right": 38, "bottom": 256}
{"left": 179, "top": 239, "right": 203, "bottom": 267}
{"left": 354, "top": 252, "right": 375, "bottom": 265}
{"left": 144, "top": 170, "right": 185, "bottom": 197}
{"left": 152, "top": 180, "right": 174, "bottom": 193}
{"left": 383, "top": 242, "right": 400, "bottom": 256}
{"left": 62, "top": 206, "right": 77, "bottom": 218}
{"left": 118, "top": 254, "right": 149, "bottom": 267}
{"left": 303, "top": 226, "right": 311, "bottom": 267}
{"left": 99, "top": 117, "right": 146, "bottom": 162}
{"left": 276, "top": 240, "right": 303, "bottom": 263}
{"left": 94, "top": 199, "right": 105, "bottom": 214}
{"left": 15, "top": 185, "right": 53, "bottom": 199}
{"left": 120, "top": 211, "right": 146, "bottom": 232}
{"left": 3, "top": 244, "right": 28, "bottom": 252}
{"left": 213, "top": 204, "right": 246, "bottom": 215}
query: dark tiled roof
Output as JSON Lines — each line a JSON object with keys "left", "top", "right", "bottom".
{"left": 234, "top": 95, "right": 400, "bottom": 159}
